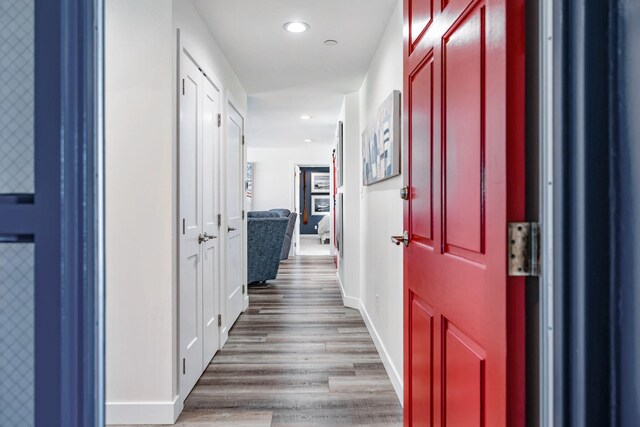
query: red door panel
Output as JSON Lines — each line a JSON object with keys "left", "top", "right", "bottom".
{"left": 443, "top": 4, "right": 484, "bottom": 256}
{"left": 409, "top": 0, "right": 433, "bottom": 48}
{"left": 444, "top": 321, "right": 486, "bottom": 427}
{"left": 409, "top": 56, "right": 434, "bottom": 244}
{"left": 409, "top": 295, "right": 434, "bottom": 426}
{"left": 403, "top": 0, "right": 526, "bottom": 425}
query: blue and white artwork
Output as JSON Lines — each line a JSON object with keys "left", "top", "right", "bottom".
{"left": 362, "top": 90, "right": 401, "bottom": 186}
{"left": 312, "top": 195, "right": 331, "bottom": 216}
{"left": 311, "top": 172, "right": 330, "bottom": 193}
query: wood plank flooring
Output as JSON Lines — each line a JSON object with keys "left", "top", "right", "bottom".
{"left": 121, "top": 256, "right": 402, "bottom": 426}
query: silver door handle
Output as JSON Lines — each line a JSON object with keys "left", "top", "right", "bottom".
{"left": 391, "top": 231, "right": 409, "bottom": 247}
{"left": 400, "top": 186, "right": 410, "bottom": 200}
{"left": 228, "top": 226, "right": 237, "bottom": 232}
{"left": 198, "top": 233, "right": 217, "bottom": 244}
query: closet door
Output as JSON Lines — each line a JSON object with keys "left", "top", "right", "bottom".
{"left": 225, "top": 103, "right": 245, "bottom": 330}
{"left": 179, "top": 53, "right": 204, "bottom": 400}
{"left": 201, "top": 78, "right": 221, "bottom": 367}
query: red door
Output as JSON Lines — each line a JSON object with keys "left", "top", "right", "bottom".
{"left": 402, "top": 0, "right": 526, "bottom": 425}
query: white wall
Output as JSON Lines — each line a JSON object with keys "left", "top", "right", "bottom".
{"left": 173, "top": 0, "right": 247, "bottom": 113}
{"left": 358, "top": 0, "right": 404, "bottom": 400}
{"left": 337, "top": 0, "right": 404, "bottom": 402}
{"left": 106, "top": 0, "right": 247, "bottom": 423}
{"left": 105, "top": 0, "right": 177, "bottom": 423}
{"left": 246, "top": 146, "right": 331, "bottom": 212}
{"left": 337, "top": 93, "right": 362, "bottom": 307}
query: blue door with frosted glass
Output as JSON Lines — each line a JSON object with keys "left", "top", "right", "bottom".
{"left": 0, "top": 0, "right": 103, "bottom": 425}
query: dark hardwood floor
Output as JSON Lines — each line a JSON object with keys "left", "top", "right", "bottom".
{"left": 127, "top": 256, "right": 402, "bottom": 426}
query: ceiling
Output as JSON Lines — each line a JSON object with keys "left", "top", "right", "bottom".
{"left": 191, "top": 0, "right": 398, "bottom": 148}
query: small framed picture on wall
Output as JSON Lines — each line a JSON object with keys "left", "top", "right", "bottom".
{"left": 311, "top": 195, "right": 330, "bottom": 216}
{"left": 311, "top": 172, "right": 330, "bottom": 193}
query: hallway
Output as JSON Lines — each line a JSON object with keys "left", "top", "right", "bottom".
{"left": 101, "top": 2, "right": 406, "bottom": 423}
{"left": 173, "top": 256, "right": 401, "bottom": 426}
{"left": 6, "top": 0, "right": 640, "bottom": 424}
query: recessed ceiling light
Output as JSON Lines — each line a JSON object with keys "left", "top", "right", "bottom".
{"left": 283, "top": 22, "right": 310, "bottom": 33}
{"left": 300, "top": 115, "right": 312, "bottom": 120}
{"left": 324, "top": 39, "right": 338, "bottom": 47}
{"left": 305, "top": 139, "right": 313, "bottom": 142}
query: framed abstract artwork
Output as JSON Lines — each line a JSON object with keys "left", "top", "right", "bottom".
{"left": 362, "top": 90, "right": 401, "bottom": 185}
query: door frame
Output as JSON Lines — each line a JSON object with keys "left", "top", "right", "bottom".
{"left": 293, "top": 165, "right": 301, "bottom": 255}
{"left": 549, "top": 0, "right": 639, "bottom": 424}
{"left": 538, "top": 0, "right": 554, "bottom": 423}
{"left": 0, "top": 0, "right": 104, "bottom": 425}
{"left": 289, "top": 162, "right": 332, "bottom": 256}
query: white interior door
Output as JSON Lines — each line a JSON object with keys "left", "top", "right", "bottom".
{"left": 179, "top": 53, "right": 203, "bottom": 399}
{"left": 225, "top": 103, "right": 245, "bottom": 330}
{"left": 201, "top": 77, "right": 220, "bottom": 368}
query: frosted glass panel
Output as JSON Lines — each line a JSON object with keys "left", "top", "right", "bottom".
{"left": 0, "top": 243, "right": 35, "bottom": 427}
{"left": 0, "top": 0, "right": 35, "bottom": 193}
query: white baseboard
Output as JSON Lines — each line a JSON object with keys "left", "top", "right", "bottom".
{"left": 336, "top": 272, "right": 403, "bottom": 404}
{"left": 343, "top": 295, "right": 360, "bottom": 309}
{"left": 221, "top": 325, "right": 229, "bottom": 347}
{"left": 359, "top": 303, "right": 404, "bottom": 405}
{"left": 106, "top": 395, "right": 182, "bottom": 425}
{"left": 337, "top": 272, "right": 360, "bottom": 309}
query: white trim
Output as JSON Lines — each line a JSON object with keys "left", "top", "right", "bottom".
{"left": 226, "top": 90, "right": 247, "bottom": 122}
{"left": 359, "top": 302, "right": 403, "bottom": 405}
{"left": 336, "top": 273, "right": 403, "bottom": 405}
{"left": 336, "top": 273, "right": 359, "bottom": 309}
{"left": 220, "top": 324, "right": 229, "bottom": 348}
{"left": 106, "top": 395, "right": 182, "bottom": 425}
{"left": 539, "top": 0, "right": 555, "bottom": 424}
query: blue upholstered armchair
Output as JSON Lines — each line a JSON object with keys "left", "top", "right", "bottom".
{"left": 247, "top": 213, "right": 289, "bottom": 285}
{"left": 269, "top": 209, "right": 297, "bottom": 260}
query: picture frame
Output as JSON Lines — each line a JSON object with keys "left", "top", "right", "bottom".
{"left": 311, "top": 195, "right": 331, "bottom": 216}
{"left": 245, "top": 162, "right": 254, "bottom": 211}
{"left": 311, "top": 172, "right": 330, "bottom": 193}
{"left": 336, "top": 121, "right": 344, "bottom": 187}
{"left": 245, "top": 162, "right": 253, "bottom": 199}
{"left": 362, "top": 90, "right": 401, "bottom": 186}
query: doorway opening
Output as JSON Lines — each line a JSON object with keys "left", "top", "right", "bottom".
{"left": 291, "top": 163, "right": 332, "bottom": 257}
